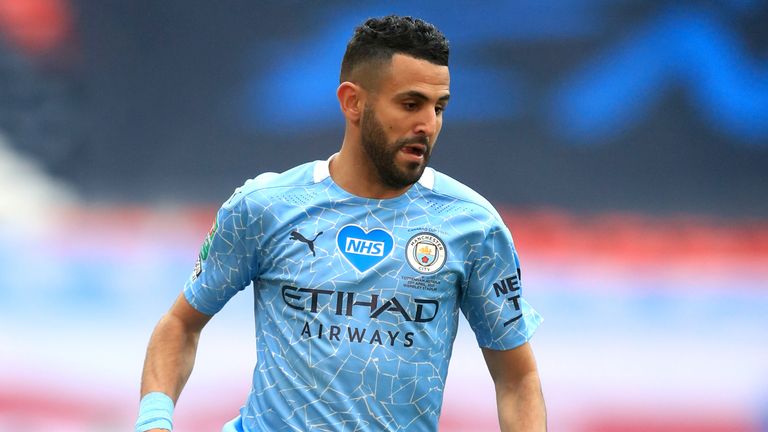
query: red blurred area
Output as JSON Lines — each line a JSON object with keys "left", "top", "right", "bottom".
{"left": 0, "top": 0, "right": 72, "bottom": 56}
{"left": 55, "top": 205, "right": 768, "bottom": 289}
{"left": 502, "top": 208, "right": 768, "bottom": 285}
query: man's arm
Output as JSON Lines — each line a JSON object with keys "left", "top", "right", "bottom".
{"left": 482, "top": 342, "right": 546, "bottom": 432}
{"left": 138, "top": 293, "right": 213, "bottom": 431}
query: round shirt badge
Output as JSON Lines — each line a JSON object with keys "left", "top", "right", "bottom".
{"left": 406, "top": 232, "right": 447, "bottom": 274}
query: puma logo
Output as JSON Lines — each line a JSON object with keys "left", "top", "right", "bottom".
{"left": 289, "top": 230, "right": 323, "bottom": 257}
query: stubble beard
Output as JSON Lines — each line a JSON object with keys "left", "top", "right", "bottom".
{"left": 360, "top": 104, "right": 431, "bottom": 190}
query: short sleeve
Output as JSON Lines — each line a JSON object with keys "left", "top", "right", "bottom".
{"left": 461, "top": 220, "right": 542, "bottom": 350}
{"left": 183, "top": 192, "right": 259, "bottom": 316}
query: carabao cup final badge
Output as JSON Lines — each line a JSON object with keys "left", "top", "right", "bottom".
{"left": 406, "top": 232, "right": 447, "bottom": 274}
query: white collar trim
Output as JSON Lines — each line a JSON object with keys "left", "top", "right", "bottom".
{"left": 313, "top": 154, "right": 334, "bottom": 183}
{"left": 417, "top": 167, "right": 435, "bottom": 190}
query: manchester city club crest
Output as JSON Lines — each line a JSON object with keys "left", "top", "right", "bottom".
{"left": 406, "top": 232, "right": 447, "bottom": 274}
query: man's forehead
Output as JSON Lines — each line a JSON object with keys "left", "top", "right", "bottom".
{"left": 378, "top": 53, "right": 450, "bottom": 97}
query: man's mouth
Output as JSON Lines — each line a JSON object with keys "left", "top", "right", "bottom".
{"left": 400, "top": 143, "right": 427, "bottom": 157}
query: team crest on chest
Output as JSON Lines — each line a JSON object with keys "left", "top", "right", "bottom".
{"left": 406, "top": 232, "right": 447, "bottom": 274}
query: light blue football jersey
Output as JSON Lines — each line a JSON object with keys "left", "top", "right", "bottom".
{"left": 184, "top": 156, "right": 542, "bottom": 432}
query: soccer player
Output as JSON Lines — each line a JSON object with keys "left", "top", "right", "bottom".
{"left": 136, "top": 15, "right": 546, "bottom": 432}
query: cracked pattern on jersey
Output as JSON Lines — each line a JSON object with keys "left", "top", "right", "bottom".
{"left": 184, "top": 162, "right": 542, "bottom": 431}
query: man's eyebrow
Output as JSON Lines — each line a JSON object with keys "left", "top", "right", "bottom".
{"left": 395, "top": 90, "right": 451, "bottom": 103}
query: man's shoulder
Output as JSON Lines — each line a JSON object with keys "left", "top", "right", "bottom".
{"left": 427, "top": 169, "right": 504, "bottom": 223}
{"left": 223, "top": 160, "right": 318, "bottom": 209}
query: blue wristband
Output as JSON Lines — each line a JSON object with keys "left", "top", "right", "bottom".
{"left": 135, "top": 392, "right": 174, "bottom": 432}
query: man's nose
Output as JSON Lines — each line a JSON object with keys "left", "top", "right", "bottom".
{"left": 413, "top": 108, "right": 438, "bottom": 137}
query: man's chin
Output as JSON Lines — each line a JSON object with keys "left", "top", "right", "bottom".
{"left": 379, "top": 166, "right": 424, "bottom": 190}
{"left": 400, "top": 164, "right": 427, "bottom": 185}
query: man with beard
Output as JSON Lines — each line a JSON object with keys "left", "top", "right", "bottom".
{"left": 136, "top": 15, "right": 546, "bottom": 432}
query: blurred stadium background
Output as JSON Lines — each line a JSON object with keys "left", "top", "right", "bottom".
{"left": 1, "top": 1, "right": 767, "bottom": 431}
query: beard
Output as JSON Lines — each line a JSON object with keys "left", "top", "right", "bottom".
{"left": 360, "top": 104, "right": 431, "bottom": 190}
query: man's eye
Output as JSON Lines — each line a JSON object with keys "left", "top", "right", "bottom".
{"left": 435, "top": 106, "right": 445, "bottom": 115}
{"left": 403, "top": 102, "right": 417, "bottom": 111}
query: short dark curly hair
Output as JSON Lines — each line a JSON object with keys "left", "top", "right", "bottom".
{"left": 340, "top": 15, "right": 449, "bottom": 87}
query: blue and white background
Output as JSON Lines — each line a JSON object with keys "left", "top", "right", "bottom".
{"left": 0, "top": 1, "right": 767, "bottom": 431}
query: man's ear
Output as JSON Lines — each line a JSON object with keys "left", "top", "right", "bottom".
{"left": 337, "top": 82, "right": 365, "bottom": 124}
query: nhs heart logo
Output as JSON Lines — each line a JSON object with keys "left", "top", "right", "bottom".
{"left": 336, "top": 224, "right": 394, "bottom": 273}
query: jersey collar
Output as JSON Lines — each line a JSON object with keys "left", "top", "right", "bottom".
{"left": 313, "top": 153, "right": 435, "bottom": 190}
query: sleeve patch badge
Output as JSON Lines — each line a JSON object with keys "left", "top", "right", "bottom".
{"left": 191, "top": 216, "right": 217, "bottom": 281}
{"left": 190, "top": 256, "right": 202, "bottom": 281}
{"left": 199, "top": 217, "right": 218, "bottom": 261}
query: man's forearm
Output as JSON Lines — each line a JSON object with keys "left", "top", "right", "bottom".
{"left": 137, "top": 295, "right": 210, "bottom": 432}
{"left": 495, "top": 370, "right": 546, "bottom": 432}
{"left": 140, "top": 312, "right": 202, "bottom": 401}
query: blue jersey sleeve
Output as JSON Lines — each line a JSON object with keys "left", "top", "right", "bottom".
{"left": 461, "top": 219, "right": 542, "bottom": 350}
{"left": 183, "top": 190, "right": 259, "bottom": 315}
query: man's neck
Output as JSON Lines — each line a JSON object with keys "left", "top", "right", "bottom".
{"left": 330, "top": 143, "right": 410, "bottom": 200}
